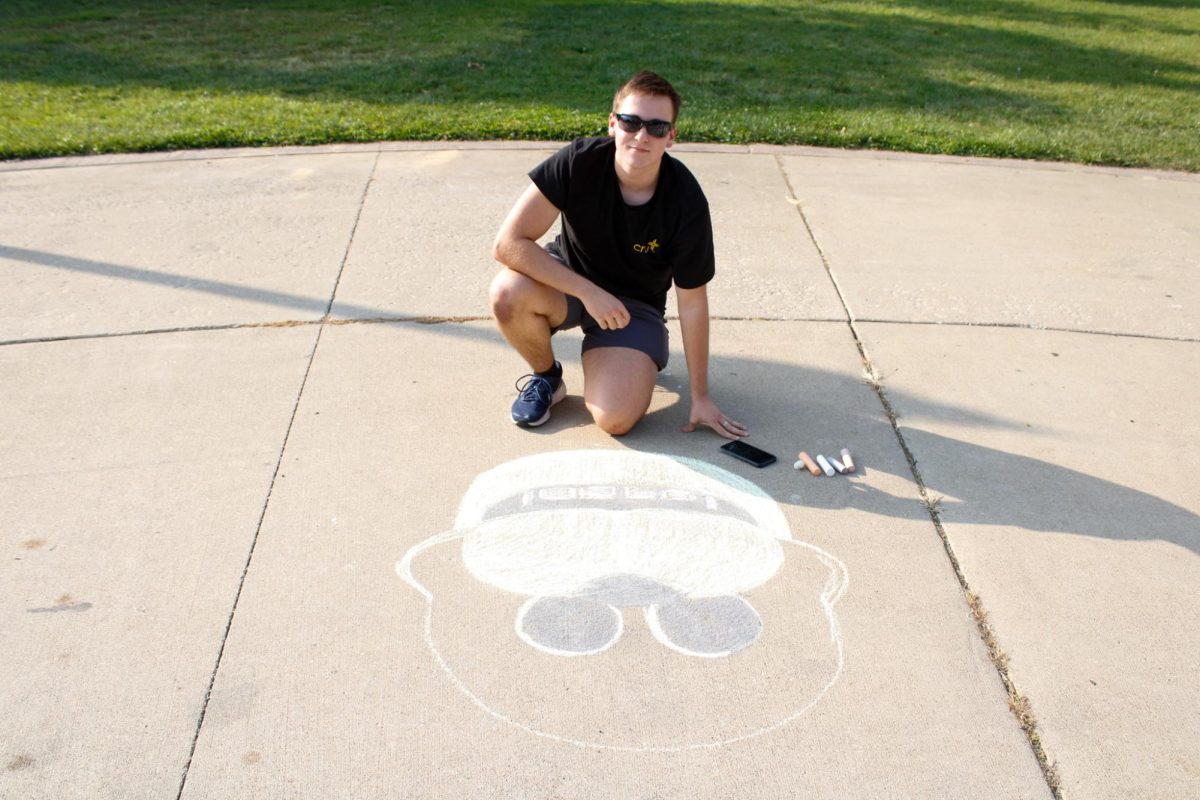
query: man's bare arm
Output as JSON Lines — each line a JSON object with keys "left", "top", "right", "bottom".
{"left": 493, "top": 184, "right": 630, "bottom": 329}
{"left": 677, "top": 284, "right": 747, "bottom": 439}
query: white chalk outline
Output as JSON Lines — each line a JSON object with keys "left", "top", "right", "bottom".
{"left": 395, "top": 452, "right": 850, "bottom": 752}
{"left": 398, "top": 537, "right": 847, "bottom": 752}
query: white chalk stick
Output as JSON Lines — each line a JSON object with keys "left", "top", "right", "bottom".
{"left": 793, "top": 460, "right": 805, "bottom": 470}
{"left": 816, "top": 454, "right": 836, "bottom": 477}
{"left": 840, "top": 448, "right": 856, "bottom": 473}
{"left": 830, "top": 457, "right": 848, "bottom": 473}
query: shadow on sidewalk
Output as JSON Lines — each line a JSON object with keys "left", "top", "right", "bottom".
{"left": 6, "top": 245, "right": 1195, "bottom": 557}
{"left": 0, "top": 244, "right": 497, "bottom": 339}
{"left": 606, "top": 349, "right": 1200, "bottom": 558}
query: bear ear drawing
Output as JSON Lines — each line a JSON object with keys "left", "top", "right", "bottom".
{"left": 645, "top": 595, "right": 763, "bottom": 658}
{"left": 515, "top": 596, "right": 624, "bottom": 657}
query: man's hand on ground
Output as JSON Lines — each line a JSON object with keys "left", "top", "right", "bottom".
{"left": 682, "top": 396, "right": 748, "bottom": 440}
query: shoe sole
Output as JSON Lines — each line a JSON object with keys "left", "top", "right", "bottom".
{"left": 512, "top": 380, "right": 567, "bottom": 428}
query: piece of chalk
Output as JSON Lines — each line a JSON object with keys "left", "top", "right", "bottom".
{"left": 816, "top": 454, "right": 836, "bottom": 477}
{"left": 797, "top": 451, "right": 822, "bottom": 476}
{"left": 793, "top": 460, "right": 804, "bottom": 470}
{"left": 840, "top": 448, "right": 856, "bottom": 473}
{"left": 830, "top": 457, "right": 848, "bottom": 473}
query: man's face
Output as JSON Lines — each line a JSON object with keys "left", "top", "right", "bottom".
{"left": 609, "top": 92, "right": 676, "bottom": 170}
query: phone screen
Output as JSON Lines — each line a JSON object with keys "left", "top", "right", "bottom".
{"left": 720, "top": 440, "right": 777, "bottom": 468}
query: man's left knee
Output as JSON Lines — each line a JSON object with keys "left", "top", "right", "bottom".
{"left": 590, "top": 406, "right": 642, "bottom": 436}
{"left": 488, "top": 269, "right": 525, "bottom": 321}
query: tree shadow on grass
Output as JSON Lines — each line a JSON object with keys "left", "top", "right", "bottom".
{"left": 2, "top": 0, "right": 1197, "bottom": 141}
{"left": 890, "top": 0, "right": 1200, "bottom": 37}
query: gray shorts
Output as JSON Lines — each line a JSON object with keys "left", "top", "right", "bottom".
{"left": 546, "top": 244, "right": 669, "bottom": 370}
{"left": 552, "top": 293, "right": 670, "bottom": 370}
{"left": 547, "top": 242, "right": 672, "bottom": 371}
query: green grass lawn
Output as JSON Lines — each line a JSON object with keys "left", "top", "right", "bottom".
{"left": 2, "top": 0, "right": 1198, "bottom": 170}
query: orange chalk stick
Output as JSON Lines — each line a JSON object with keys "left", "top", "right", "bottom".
{"left": 797, "top": 451, "right": 822, "bottom": 476}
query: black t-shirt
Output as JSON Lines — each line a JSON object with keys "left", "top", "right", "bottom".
{"left": 529, "top": 137, "right": 715, "bottom": 314}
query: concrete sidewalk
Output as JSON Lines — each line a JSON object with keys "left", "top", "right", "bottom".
{"left": 1, "top": 142, "right": 1197, "bottom": 800}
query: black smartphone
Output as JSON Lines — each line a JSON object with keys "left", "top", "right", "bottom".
{"left": 720, "top": 440, "right": 777, "bottom": 468}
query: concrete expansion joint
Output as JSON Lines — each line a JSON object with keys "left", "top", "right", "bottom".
{"left": 175, "top": 156, "right": 385, "bottom": 800}
{"left": 9, "top": 314, "right": 1193, "bottom": 350}
{"left": 854, "top": 318, "right": 1200, "bottom": 344}
{"left": 776, "top": 152, "right": 1065, "bottom": 799}
{"left": 0, "top": 317, "right": 506, "bottom": 348}
{"left": 855, "top": 326, "right": 1066, "bottom": 798}
{"left": 0, "top": 321, "right": 314, "bottom": 348}
{"left": 701, "top": 315, "right": 847, "bottom": 323}
{"left": 318, "top": 151, "right": 380, "bottom": 325}
{"left": 879, "top": 379, "right": 1064, "bottom": 799}
{"left": 317, "top": 315, "right": 492, "bottom": 326}
{"left": 174, "top": 304, "right": 330, "bottom": 800}
{"left": 304, "top": 315, "right": 491, "bottom": 326}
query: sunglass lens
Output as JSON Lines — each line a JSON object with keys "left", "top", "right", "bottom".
{"left": 616, "top": 114, "right": 671, "bottom": 138}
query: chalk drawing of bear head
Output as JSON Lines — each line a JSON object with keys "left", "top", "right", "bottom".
{"left": 398, "top": 450, "right": 848, "bottom": 752}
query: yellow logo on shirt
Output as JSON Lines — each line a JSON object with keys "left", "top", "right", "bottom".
{"left": 633, "top": 239, "right": 660, "bottom": 254}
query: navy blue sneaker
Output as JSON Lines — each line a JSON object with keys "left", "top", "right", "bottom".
{"left": 511, "top": 364, "right": 566, "bottom": 427}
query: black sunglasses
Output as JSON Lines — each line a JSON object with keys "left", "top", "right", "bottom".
{"left": 614, "top": 113, "right": 673, "bottom": 138}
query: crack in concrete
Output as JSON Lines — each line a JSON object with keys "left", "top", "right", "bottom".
{"left": 4, "top": 315, "right": 1195, "bottom": 350}
{"left": 172, "top": 150, "right": 380, "bottom": 800}
{"left": 775, "top": 154, "right": 1065, "bottom": 800}
{"left": 0, "top": 321, "right": 321, "bottom": 347}
{"left": 851, "top": 318, "right": 1199, "bottom": 344}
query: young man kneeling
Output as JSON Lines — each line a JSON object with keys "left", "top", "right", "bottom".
{"left": 490, "top": 70, "right": 745, "bottom": 440}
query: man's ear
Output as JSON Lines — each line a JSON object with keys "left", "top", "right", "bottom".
{"left": 607, "top": 112, "right": 617, "bottom": 136}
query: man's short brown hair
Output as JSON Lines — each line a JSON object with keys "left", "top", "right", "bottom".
{"left": 612, "top": 71, "right": 682, "bottom": 123}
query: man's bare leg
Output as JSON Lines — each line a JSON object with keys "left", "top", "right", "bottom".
{"left": 582, "top": 347, "right": 658, "bottom": 436}
{"left": 489, "top": 268, "right": 569, "bottom": 372}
